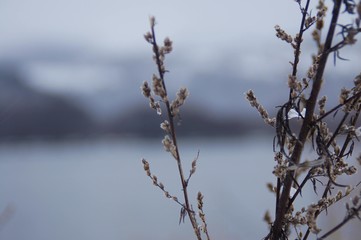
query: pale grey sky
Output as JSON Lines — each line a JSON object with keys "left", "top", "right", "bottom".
{"left": 0, "top": 0, "right": 359, "bottom": 97}
{"left": 0, "top": 0, "right": 298, "bottom": 55}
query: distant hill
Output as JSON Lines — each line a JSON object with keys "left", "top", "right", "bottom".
{"left": 0, "top": 64, "right": 95, "bottom": 140}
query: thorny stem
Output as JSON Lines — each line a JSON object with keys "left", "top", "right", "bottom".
{"left": 150, "top": 24, "right": 202, "bottom": 240}
{"left": 272, "top": 1, "right": 342, "bottom": 239}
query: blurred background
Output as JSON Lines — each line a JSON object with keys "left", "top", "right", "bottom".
{"left": 0, "top": 0, "right": 360, "bottom": 239}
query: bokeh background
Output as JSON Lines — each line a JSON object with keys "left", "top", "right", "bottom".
{"left": 0, "top": 0, "right": 360, "bottom": 239}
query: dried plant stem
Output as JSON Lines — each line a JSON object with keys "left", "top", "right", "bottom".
{"left": 291, "top": 0, "right": 311, "bottom": 78}
{"left": 302, "top": 100, "right": 361, "bottom": 239}
{"left": 149, "top": 23, "right": 202, "bottom": 240}
{"left": 316, "top": 204, "right": 361, "bottom": 240}
{"left": 272, "top": 1, "right": 342, "bottom": 238}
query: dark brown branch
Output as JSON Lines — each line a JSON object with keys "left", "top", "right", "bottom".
{"left": 271, "top": 1, "right": 343, "bottom": 239}
{"left": 317, "top": 204, "right": 361, "bottom": 240}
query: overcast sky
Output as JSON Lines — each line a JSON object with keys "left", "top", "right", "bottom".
{"left": 0, "top": 0, "right": 359, "bottom": 97}
{"left": 0, "top": 0, "right": 299, "bottom": 55}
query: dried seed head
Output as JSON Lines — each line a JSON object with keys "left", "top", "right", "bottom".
{"left": 149, "top": 16, "right": 156, "bottom": 27}
{"left": 266, "top": 182, "right": 276, "bottom": 193}
{"left": 152, "top": 74, "right": 166, "bottom": 99}
{"left": 318, "top": 95, "right": 327, "bottom": 115}
{"left": 354, "top": 73, "right": 361, "bottom": 90}
{"left": 160, "top": 120, "right": 170, "bottom": 132}
{"left": 162, "top": 135, "right": 173, "bottom": 151}
{"left": 288, "top": 75, "right": 302, "bottom": 92}
{"left": 163, "top": 37, "right": 173, "bottom": 54}
{"left": 307, "top": 62, "right": 318, "bottom": 79}
{"left": 345, "top": 186, "right": 352, "bottom": 196}
{"left": 171, "top": 88, "right": 189, "bottom": 116}
{"left": 197, "top": 191, "right": 204, "bottom": 210}
{"left": 245, "top": 90, "right": 258, "bottom": 107}
{"left": 142, "top": 158, "right": 151, "bottom": 176}
{"left": 264, "top": 211, "right": 272, "bottom": 225}
{"left": 346, "top": 166, "right": 357, "bottom": 175}
{"left": 144, "top": 32, "right": 153, "bottom": 43}
{"left": 164, "top": 191, "right": 171, "bottom": 198}
{"left": 149, "top": 99, "right": 162, "bottom": 115}
{"left": 162, "top": 135, "right": 178, "bottom": 159}
{"left": 141, "top": 81, "right": 151, "bottom": 98}
{"left": 152, "top": 175, "right": 158, "bottom": 185}
{"left": 306, "top": 204, "right": 321, "bottom": 234}
{"left": 274, "top": 25, "right": 293, "bottom": 43}
{"left": 305, "top": 16, "right": 316, "bottom": 28}
{"left": 245, "top": 90, "right": 275, "bottom": 127}
{"left": 190, "top": 158, "right": 197, "bottom": 175}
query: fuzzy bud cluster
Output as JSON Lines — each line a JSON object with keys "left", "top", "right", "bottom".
{"left": 152, "top": 74, "right": 167, "bottom": 100}
{"left": 160, "top": 120, "right": 170, "bottom": 133}
{"left": 275, "top": 25, "right": 293, "bottom": 43}
{"left": 141, "top": 81, "right": 162, "bottom": 115}
{"left": 171, "top": 88, "right": 189, "bottom": 116}
{"left": 339, "top": 87, "right": 352, "bottom": 112}
{"left": 162, "top": 135, "right": 178, "bottom": 159}
{"left": 245, "top": 90, "right": 276, "bottom": 127}
{"left": 273, "top": 152, "right": 288, "bottom": 180}
{"left": 318, "top": 96, "right": 327, "bottom": 116}
{"left": 306, "top": 204, "right": 322, "bottom": 234}
{"left": 288, "top": 75, "right": 302, "bottom": 97}
{"left": 353, "top": 73, "right": 361, "bottom": 92}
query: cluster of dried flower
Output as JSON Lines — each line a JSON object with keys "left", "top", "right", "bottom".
{"left": 142, "top": 158, "right": 182, "bottom": 205}
{"left": 275, "top": 25, "right": 293, "bottom": 43}
{"left": 245, "top": 90, "right": 276, "bottom": 127}
{"left": 162, "top": 135, "right": 178, "bottom": 159}
{"left": 197, "top": 192, "right": 210, "bottom": 239}
{"left": 140, "top": 17, "right": 209, "bottom": 240}
{"left": 248, "top": 1, "right": 361, "bottom": 239}
{"left": 171, "top": 88, "right": 189, "bottom": 116}
{"left": 273, "top": 152, "right": 289, "bottom": 180}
